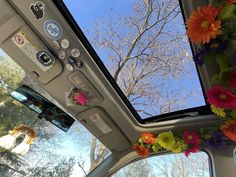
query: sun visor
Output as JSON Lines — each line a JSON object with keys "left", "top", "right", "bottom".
{"left": 77, "top": 107, "right": 130, "bottom": 152}
{"left": 0, "top": 0, "right": 62, "bottom": 84}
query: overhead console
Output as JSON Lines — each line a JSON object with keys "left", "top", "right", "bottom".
{"left": 0, "top": 0, "right": 62, "bottom": 84}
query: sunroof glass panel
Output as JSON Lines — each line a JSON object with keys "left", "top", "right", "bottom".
{"left": 64, "top": 0, "right": 206, "bottom": 119}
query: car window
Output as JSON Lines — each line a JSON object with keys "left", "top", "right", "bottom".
{"left": 112, "top": 152, "right": 210, "bottom": 177}
{"left": 63, "top": 0, "right": 206, "bottom": 120}
{"left": 0, "top": 49, "right": 110, "bottom": 177}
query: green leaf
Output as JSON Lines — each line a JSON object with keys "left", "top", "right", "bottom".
{"left": 213, "top": 0, "right": 226, "bottom": 7}
{"left": 182, "top": 144, "right": 188, "bottom": 151}
{"left": 204, "top": 53, "right": 216, "bottom": 64}
{"left": 231, "top": 32, "right": 236, "bottom": 40}
{"left": 230, "top": 110, "right": 236, "bottom": 119}
{"left": 211, "top": 74, "right": 220, "bottom": 85}
{"left": 216, "top": 54, "right": 229, "bottom": 69}
{"left": 218, "top": 4, "right": 236, "bottom": 21}
{"left": 152, "top": 143, "right": 161, "bottom": 152}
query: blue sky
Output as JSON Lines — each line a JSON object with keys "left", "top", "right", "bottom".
{"left": 64, "top": 0, "right": 206, "bottom": 119}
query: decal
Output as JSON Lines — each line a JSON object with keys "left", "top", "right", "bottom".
{"left": 30, "top": 1, "right": 45, "bottom": 21}
{"left": 58, "top": 51, "right": 66, "bottom": 60}
{"left": 71, "top": 48, "right": 80, "bottom": 58}
{"left": 14, "top": 34, "right": 25, "bottom": 46}
{"left": 66, "top": 63, "right": 74, "bottom": 71}
{"left": 90, "top": 114, "right": 112, "bottom": 134}
{"left": 68, "top": 57, "right": 76, "bottom": 65}
{"left": 44, "top": 20, "right": 63, "bottom": 40}
{"left": 61, "top": 39, "right": 70, "bottom": 49}
{"left": 12, "top": 32, "right": 50, "bottom": 71}
{"left": 53, "top": 40, "right": 60, "bottom": 49}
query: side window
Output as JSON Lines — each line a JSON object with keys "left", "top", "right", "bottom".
{"left": 112, "top": 152, "right": 210, "bottom": 177}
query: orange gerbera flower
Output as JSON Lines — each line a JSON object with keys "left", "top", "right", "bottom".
{"left": 141, "top": 132, "right": 156, "bottom": 144}
{"left": 132, "top": 144, "right": 149, "bottom": 157}
{"left": 186, "top": 4, "right": 222, "bottom": 44}
{"left": 221, "top": 120, "right": 236, "bottom": 141}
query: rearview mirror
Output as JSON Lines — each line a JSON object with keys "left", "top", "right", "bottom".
{"left": 10, "top": 85, "right": 75, "bottom": 132}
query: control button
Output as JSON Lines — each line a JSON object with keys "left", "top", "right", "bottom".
{"left": 58, "top": 51, "right": 66, "bottom": 60}
{"left": 75, "top": 80, "right": 84, "bottom": 85}
{"left": 66, "top": 63, "right": 74, "bottom": 71}
{"left": 68, "top": 57, "right": 76, "bottom": 65}
{"left": 80, "top": 82, "right": 89, "bottom": 90}
{"left": 31, "top": 71, "right": 39, "bottom": 79}
{"left": 61, "top": 39, "right": 70, "bottom": 49}
{"left": 71, "top": 75, "right": 82, "bottom": 81}
{"left": 53, "top": 40, "right": 60, "bottom": 49}
{"left": 71, "top": 48, "right": 80, "bottom": 58}
{"left": 36, "top": 50, "right": 55, "bottom": 66}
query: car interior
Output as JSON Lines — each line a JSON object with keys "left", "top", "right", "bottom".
{"left": 0, "top": 0, "right": 236, "bottom": 176}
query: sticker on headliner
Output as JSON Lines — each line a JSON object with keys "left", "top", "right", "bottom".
{"left": 90, "top": 114, "right": 112, "bottom": 134}
{"left": 30, "top": 1, "right": 45, "bottom": 21}
{"left": 12, "top": 32, "right": 50, "bottom": 71}
{"left": 44, "top": 20, "right": 63, "bottom": 40}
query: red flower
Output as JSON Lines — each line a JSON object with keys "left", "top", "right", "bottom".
{"left": 132, "top": 144, "right": 149, "bottom": 157}
{"left": 186, "top": 4, "right": 222, "bottom": 44}
{"left": 221, "top": 120, "right": 236, "bottom": 141}
{"left": 185, "top": 145, "right": 200, "bottom": 157}
{"left": 141, "top": 132, "right": 156, "bottom": 144}
{"left": 228, "top": 72, "right": 236, "bottom": 89}
{"left": 183, "top": 131, "right": 200, "bottom": 145}
{"left": 207, "top": 85, "right": 236, "bottom": 109}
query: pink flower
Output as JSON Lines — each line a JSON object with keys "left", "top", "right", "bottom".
{"left": 207, "top": 85, "right": 236, "bottom": 109}
{"left": 228, "top": 72, "right": 236, "bottom": 89}
{"left": 73, "top": 92, "right": 88, "bottom": 105}
{"left": 183, "top": 131, "right": 200, "bottom": 145}
{"left": 185, "top": 145, "right": 200, "bottom": 157}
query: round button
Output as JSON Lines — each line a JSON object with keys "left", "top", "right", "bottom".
{"left": 66, "top": 63, "right": 74, "bottom": 71}
{"left": 71, "top": 48, "right": 80, "bottom": 58}
{"left": 61, "top": 39, "right": 70, "bottom": 49}
{"left": 58, "top": 51, "right": 66, "bottom": 60}
{"left": 52, "top": 40, "right": 60, "bottom": 49}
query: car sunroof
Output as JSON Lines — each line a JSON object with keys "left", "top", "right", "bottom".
{"left": 63, "top": 0, "right": 206, "bottom": 120}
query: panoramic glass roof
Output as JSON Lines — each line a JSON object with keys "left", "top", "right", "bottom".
{"left": 64, "top": 0, "right": 206, "bottom": 119}
{"left": 0, "top": 50, "right": 110, "bottom": 176}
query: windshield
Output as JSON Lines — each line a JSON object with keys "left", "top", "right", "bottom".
{"left": 0, "top": 50, "right": 110, "bottom": 176}
{"left": 63, "top": 0, "right": 206, "bottom": 120}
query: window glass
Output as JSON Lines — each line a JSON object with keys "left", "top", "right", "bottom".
{"left": 0, "top": 50, "right": 110, "bottom": 177}
{"left": 64, "top": 0, "right": 206, "bottom": 119}
{"left": 112, "top": 152, "right": 210, "bottom": 177}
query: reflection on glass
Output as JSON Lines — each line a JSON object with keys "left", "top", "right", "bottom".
{"left": 11, "top": 90, "right": 42, "bottom": 114}
{"left": 10, "top": 85, "right": 75, "bottom": 132}
{"left": 113, "top": 152, "right": 210, "bottom": 177}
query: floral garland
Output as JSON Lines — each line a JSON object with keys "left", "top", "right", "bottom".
{"left": 133, "top": 0, "right": 236, "bottom": 158}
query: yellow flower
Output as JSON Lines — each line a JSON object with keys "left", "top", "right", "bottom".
{"left": 172, "top": 140, "right": 183, "bottom": 153}
{"left": 157, "top": 132, "right": 175, "bottom": 150}
{"left": 210, "top": 105, "right": 226, "bottom": 117}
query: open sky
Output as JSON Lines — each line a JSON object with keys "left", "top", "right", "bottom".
{"left": 64, "top": 0, "right": 206, "bottom": 119}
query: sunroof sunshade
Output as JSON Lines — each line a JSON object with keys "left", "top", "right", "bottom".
{"left": 64, "top": 0, "right": 206, "bottom": 119}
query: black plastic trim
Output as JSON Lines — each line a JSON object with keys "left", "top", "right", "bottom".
{"left": 52, "top": 0, "right": 211, "bottom": 124}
